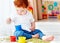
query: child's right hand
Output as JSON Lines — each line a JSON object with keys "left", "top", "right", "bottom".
{"left": 32, "top": 34, "right": 39, "bottom": 38}
{"left": 6, "top": 18, "right": 11, "bottom": 24}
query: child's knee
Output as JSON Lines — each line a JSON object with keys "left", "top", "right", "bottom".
{"left": 38, "top": 32, "right": 45, "bottom": 39}
{"left": 14, "top": 31, "right": 24, "bottom": 37}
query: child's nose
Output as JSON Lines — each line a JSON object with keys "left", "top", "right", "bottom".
{"left": 21, "top": 10, "right": 24, "bottom": 12}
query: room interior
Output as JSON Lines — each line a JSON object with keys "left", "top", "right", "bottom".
{"left": 0, "top": 0, "right": 60, "bottom": 43}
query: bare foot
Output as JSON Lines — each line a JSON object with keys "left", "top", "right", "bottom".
{"left": 42, "top": 35, "right": 54, "bottom": 41}
{"left": 32, "top": 34, "right": 39, "bottom": 38}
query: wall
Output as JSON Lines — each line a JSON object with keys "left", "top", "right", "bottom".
{"left": 0, "top": 0, "right": 16, "bottom": 36}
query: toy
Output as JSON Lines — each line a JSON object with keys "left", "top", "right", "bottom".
{"left": 54, "top": 2, "right": 58, "bottom": 7}
{"left": 57, "top": 14, "right": 60, "bottom": 20}
{"left": 42, "top": 1, "right": 60, "bottom": 19}
{"left": 42, "top": 5, "right": 48, "bottom": 19}
{"left": 49, "top": 14, "right": 52, "bottom": 16}
{"left": 42, "top": 8, "right": 44, "bottom": 12}
{"left": 18, "top": 36, "right": 26, "bottom": 43}
{"left": 48, "top": 4, "right": 54, "bottom": 10}
{"left": 42, "top": 5, "right": 45, "bottom": 8}
{"left": 10, "top": 36, "right": 16, "bottom": 42}
{"left": 15, "top": 25, "right": 22, "bottom": 31}
{"left": 42, "top": 14, "right": 48, "bottom": 19}
{"left": 42, "top": 5, "right": 46, "bottom": 10}
{"left": 28, "top": 7, "right": 33, "bottom": 13}
{"left": 56, "top": 11, "right": 60, "bottom": 14}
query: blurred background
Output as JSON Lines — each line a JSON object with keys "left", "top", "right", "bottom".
{"left": 0, "top": 0, "right": 60, "bottom": 42}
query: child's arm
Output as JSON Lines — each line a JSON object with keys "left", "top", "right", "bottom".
{"left": 30, "top": 21, "right": 35, "bottom": 31}
{"left": 6, "top": 18, "right": 11, "bottom": 24}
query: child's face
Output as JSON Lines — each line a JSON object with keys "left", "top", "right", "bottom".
{"left": 16, "top": 7, "right": 27, "bottom": 15}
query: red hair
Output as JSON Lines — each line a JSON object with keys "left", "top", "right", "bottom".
{"left": 14, "top": 0, "right": 29, "bottom": 8}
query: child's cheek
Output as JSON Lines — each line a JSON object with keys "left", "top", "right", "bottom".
{"left": 17, "top": 10, "right": 21, "bottom": 14}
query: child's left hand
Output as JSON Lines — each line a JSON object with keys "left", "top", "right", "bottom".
{"left": 30, "top": 26, "right": 35, "bottom": 31}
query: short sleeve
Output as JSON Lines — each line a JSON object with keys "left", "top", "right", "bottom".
{"left": 29, "top": 12, "right": 35, "bottom": 22}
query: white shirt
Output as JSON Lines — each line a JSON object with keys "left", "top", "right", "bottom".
{"left": 10, "top": 10, "right": 34, "bottom": 32}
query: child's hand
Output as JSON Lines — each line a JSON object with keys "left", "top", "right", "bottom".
{"left": 6, "top": 18, "right": 11, "bottom": 24}
{"left": 30, "top": 22, "right": 35, "bottom": 31}
{"left": 30, "top": 26, "right": 35, "bottom": 31}
{"left": 32, "top": 34, "right": 39, "bottom": 38}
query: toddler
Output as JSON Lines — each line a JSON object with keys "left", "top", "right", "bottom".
{"left": 7, "top": 0, "right": 54, "bottom": 41}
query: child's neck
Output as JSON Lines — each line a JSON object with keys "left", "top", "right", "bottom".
{"left": 18, "top": 10, "right": 27, "bottom": 15}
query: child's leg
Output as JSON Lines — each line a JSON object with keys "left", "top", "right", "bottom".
{"left": 31, "top": 29, "right": 45, "bottom": 39}
{"left": 14, "top": 30, "right": 32, "bottom": 39}
{"left": 32, "top": 29, "right": 54, "bottom": 41}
